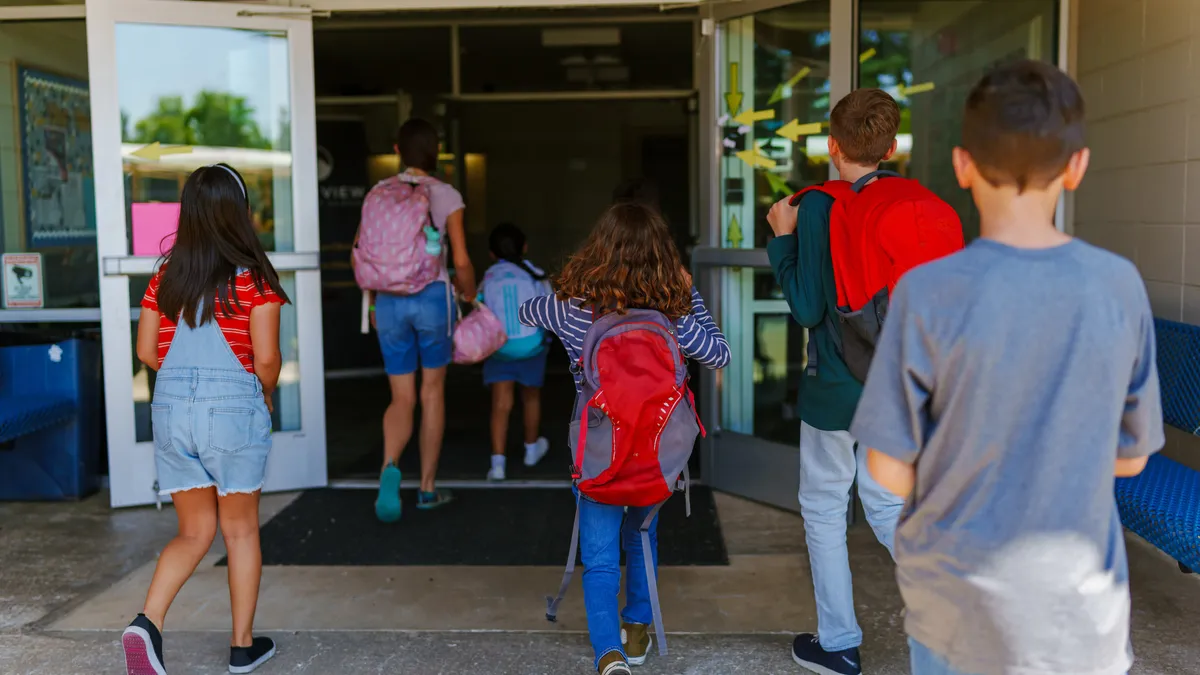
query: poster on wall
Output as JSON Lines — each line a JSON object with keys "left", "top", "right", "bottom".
{"left": 17, "top": 66, "right": 96, "bottom": 248}
{"left": 2, "top": 253, "right": 44, "bottom": 309}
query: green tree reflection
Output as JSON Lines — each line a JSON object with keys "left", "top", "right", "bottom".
{"left": 124, "top": 91, "right": 274, "bottom": 149}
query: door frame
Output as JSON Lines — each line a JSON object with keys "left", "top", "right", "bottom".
{"left": 86, "top": 0, "right": 327, "bottom": 507}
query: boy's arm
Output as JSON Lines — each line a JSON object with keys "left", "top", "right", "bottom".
{"left": 868, "top": 449, "right": 916, "bottom": 498}
{"left": 1115, "top": 292, "right": 1166, "bottom": 476}
{"left": 766, "top": 192, "right": 833, "bottom": 329}
{"left": 850, "top": 278, "right": 935, "bottom": 495}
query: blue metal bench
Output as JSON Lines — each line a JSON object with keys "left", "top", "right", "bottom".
{"left": 0, "top": 339, "right": 101, "bottom": 500}
{"left": 1114, "top": 318, "right": 1200, "bottom": 573}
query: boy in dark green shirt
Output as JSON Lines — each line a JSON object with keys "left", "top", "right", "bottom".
{"left": 765, "top": 89, "right": 905, "bottom": 675}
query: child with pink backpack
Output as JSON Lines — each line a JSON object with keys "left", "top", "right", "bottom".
{"left": 353, "top": 118, "right": 476, "bottom": 522}
{"left": 519, "top": 202, "right": 730, "bottom": 675}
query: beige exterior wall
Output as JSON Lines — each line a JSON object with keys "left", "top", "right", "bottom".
{"left": 1074, "top": 0, "right": 1200, "bottom": 466}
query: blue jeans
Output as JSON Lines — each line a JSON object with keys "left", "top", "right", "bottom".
{"left": 909, "top": 639, "right": 973, "bottom": 675}
{"left": 375, "top": 281, "right": 454, "bottom": 375}
{"left": 799, "top": 422, "right": 903, "bottom": 651}
{"left": 578, "top": 496, "right": 660, "bottom": 668}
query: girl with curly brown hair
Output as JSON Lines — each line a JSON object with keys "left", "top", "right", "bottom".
{"left": 518, "top": 199, "right": 729, "bottom": 675}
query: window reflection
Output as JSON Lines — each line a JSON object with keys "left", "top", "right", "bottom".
{"left": 116, "top": 23, "right": 294, "bottom": 254}
{"left": 859, "top": 0, "right": 1058, "bottom": 240}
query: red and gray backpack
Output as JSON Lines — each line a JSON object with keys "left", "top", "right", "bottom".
{"left": 544, "top": 308, "right": 705, "bottom": 657}
{"left": 791, "top": 169, "right": 964, "bottom": 381}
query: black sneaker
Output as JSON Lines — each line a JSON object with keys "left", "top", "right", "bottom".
{"left": 122, "top": 614, "right": 166, "bottom": 675}
{"left": 792, "top": 633, "right": 862, "bottom": 675}
{"left": 229, "top": 636, "right": 276, "bottom": 674}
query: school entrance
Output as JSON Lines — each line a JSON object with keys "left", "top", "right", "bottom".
{"left": 31, "top": 0, "right": 1057, "bottom": 514}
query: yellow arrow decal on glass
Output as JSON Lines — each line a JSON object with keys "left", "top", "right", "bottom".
{"left": 775, "top": 119, "right": 824, "bottom": 142}
{"left": 130, "top": 142, "right": 193, "bottom": 161}
{"left": 726, "top": 213, "right": 743, "bottom": 248}
{"left": 767, "top": 66, "right": 813, "bottom": 105}
{"left": 735, "top": 148, "right": 777, "bottom": 170}
{"left": 724, "top": 62, "right": 743, "bottom": 115}
{"left": 859, "top": 47, "right": 877, "bottom": 63}
{"left": 732, "top": 108, "right": 776, "bottom": 126}
{"left": 899, "top": 81, "right": 936, "bottom": 96}
{"left": 764, "top": 171, "right": 792, "bottom": 197}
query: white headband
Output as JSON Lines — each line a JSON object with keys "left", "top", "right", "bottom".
{"left": 209, "top": 164, "right": 247, "bottom": 199}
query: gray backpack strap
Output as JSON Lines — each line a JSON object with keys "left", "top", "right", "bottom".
{"left": 641, "top": 500, "right": 669, "bottom": 656}
{"left": 677, "top": 466, "right": 692, "bottom": 517}
{"left": 545, "top": 495, "right": 582, "bottom": 622}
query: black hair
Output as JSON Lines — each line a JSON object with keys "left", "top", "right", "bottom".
{"left": 489, "top": 222, "right": 545, "bottom": 280}
{"left": 962, "top": 59, "right": 1086, "bottom": 192}
{"left": 156, "top": 163, "right": 289, "bottom": 327}
{"left": 396, "top": 118, "right": 439, "bottom": 173}
{"left": 612, "top": 178, "right": 660, "bottom": 210}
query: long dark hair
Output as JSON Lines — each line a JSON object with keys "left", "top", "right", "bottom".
{"left": 489, "top": 222, "right": 545, "bottom": 280}
{"left": 157, "top": 163, "right": 289, "bottom": 327}
{"left": 556, "top": 203, "right": 690, "bottom": 319}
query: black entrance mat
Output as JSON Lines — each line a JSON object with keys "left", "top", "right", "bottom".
{"left": 233, "top": 487, "right": 727, "bottom": 567}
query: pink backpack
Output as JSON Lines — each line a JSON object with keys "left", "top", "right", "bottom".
{"left": 353, "top": 174, "right": 444, "bottom": 294}
{"left": 452, "top": 302, "right": 507, "bottom": 365}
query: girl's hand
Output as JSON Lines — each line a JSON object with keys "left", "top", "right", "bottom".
{"left": 681, "top": 266, "right": 693, "bottom": 288}
{"left": 264, "top": 391, "right": 275, "bottom": 414}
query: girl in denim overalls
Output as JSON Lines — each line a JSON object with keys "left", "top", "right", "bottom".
{"left": 123, "top": 164, "right": 287, "bottom": 675}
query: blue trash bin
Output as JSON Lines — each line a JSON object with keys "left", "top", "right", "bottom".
{"left": 0, "top": 338, "right": 102, "bottom": 500}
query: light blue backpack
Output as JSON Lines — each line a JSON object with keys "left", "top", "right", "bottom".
{"left": 480, "top": 260, "right": 549, "bottom": 361}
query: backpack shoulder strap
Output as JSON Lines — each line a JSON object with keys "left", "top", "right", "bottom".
{"left": 545, "top": 494, "right": 583, "bottom": 623}
{"left": 849, "top": 169, "right": 904, "bottom": 193}
{"left": 788, "top": 179, "right": 855, "bottom": 206}
{"left": 641, "top": 499, "right": 670, "bottom": 657}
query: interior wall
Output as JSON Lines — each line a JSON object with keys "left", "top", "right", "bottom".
{"left": 1073, "top": 0, "right": 1200, "bottom": 468}
{"left": 457, "top": 98, "right": 690, "bottom": 274}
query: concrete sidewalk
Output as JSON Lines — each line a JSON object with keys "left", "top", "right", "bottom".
{"left": 1, "top": 490, "right": 1198, "bottom": 674}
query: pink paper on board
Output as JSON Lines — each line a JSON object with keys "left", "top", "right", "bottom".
{"left": 131, "top": 202, "right": 182, "bottom": 256}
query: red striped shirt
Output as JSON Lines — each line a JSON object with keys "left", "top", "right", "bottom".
{"left": 142, "top": 270, "right": 284, "bottom": 373}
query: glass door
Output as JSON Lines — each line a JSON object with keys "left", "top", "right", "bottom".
{"left": 86, "top": 0, "right": 326, "bottom": 507}
{"left": 701, "top": 0, "right": 834, "bottom": 512}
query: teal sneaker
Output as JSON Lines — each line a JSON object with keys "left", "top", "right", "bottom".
{"left": 375, "top": 464, "right": 402, "bottom": 523}
{"left": 416, "top": 488, "right": 454, "bottom": 510}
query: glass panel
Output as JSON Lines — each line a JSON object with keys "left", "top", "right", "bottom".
{"left": 750, "top": 313, "right": 806, "bottom": 447}
{"left": 716, "top": 4, "right": 829, "bottom": 445}
{"left": 858, "top": 0, "right": 1058, "bottom": 240}
{"left": 460, "top": 22, "right": 692, "bottom": 94}
{"left": 719, "top": 2, "right": 831, "bottom": 250}
{"left": 116, "top": 23, "right": 294, "bottom": 254}
{"left": 0, "top": 20, "right": 95, "bottom": 311}
{"left": 314, "top": 27, "right": 451, "bottom": 103}
{"left": 131, "top": 271, "right": 300, "bottom": 442}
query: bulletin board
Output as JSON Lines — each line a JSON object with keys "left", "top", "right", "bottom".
{"left": 17, "top": 65, "right": 96, "bottom": 247}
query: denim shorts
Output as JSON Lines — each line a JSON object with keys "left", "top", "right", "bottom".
{"left": 152, "top": 367, "right": 272, "bottom": 497}
{"left": 375, "top": 281, "right": 455, "bottom": 375}
{"left": 482, "top": 350, "right": 548, "bottom": 388}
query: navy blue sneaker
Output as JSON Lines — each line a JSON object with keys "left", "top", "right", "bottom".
{"left": 122, "top": 614, "right": 165, "bottom": 675}
{"left": 229, "top": 636, "right": 276, "bottom": 674}
{"left": 792, "top": 633, "right": 862, "bottom": 675}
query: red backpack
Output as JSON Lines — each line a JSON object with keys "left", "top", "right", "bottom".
{"left": 791, "top": 170, "right": 964, "bottom": 381}
{"left": 544, "top": 309, "right": 705, "bottom": 657}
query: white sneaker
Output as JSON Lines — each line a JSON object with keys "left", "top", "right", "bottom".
{"left": 524, "top": 437, "right": 550, "bottom": 467}
{"left": 487, "top": 464, "right": 506, "bottom": 481}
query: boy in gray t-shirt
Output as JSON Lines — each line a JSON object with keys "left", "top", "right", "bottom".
{"left": 851, "top": 60, "right": 1164, "bottom": 675}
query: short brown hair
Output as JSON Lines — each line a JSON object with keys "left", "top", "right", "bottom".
{"left": 556, "top": 202, "right": 691, "bottom": 319}
{"left": 962, "top": 60, "right": 1086, "bottom": 192}
{"left": 829, "top": 88, "right": 901, "bottom": 164}
{"left": 396, "top": 118, "right": 439, "bottom": 172}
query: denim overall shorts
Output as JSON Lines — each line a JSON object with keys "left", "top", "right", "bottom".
{"left": 151, "top": 309, "right": 272, "bottom": 497}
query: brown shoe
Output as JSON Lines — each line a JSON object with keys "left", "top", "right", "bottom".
{"left": 597, "top": 650, "right": 631, "bottom": 675}
{"left": 621, "top": 622, "right": 651, "bottom": 666}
